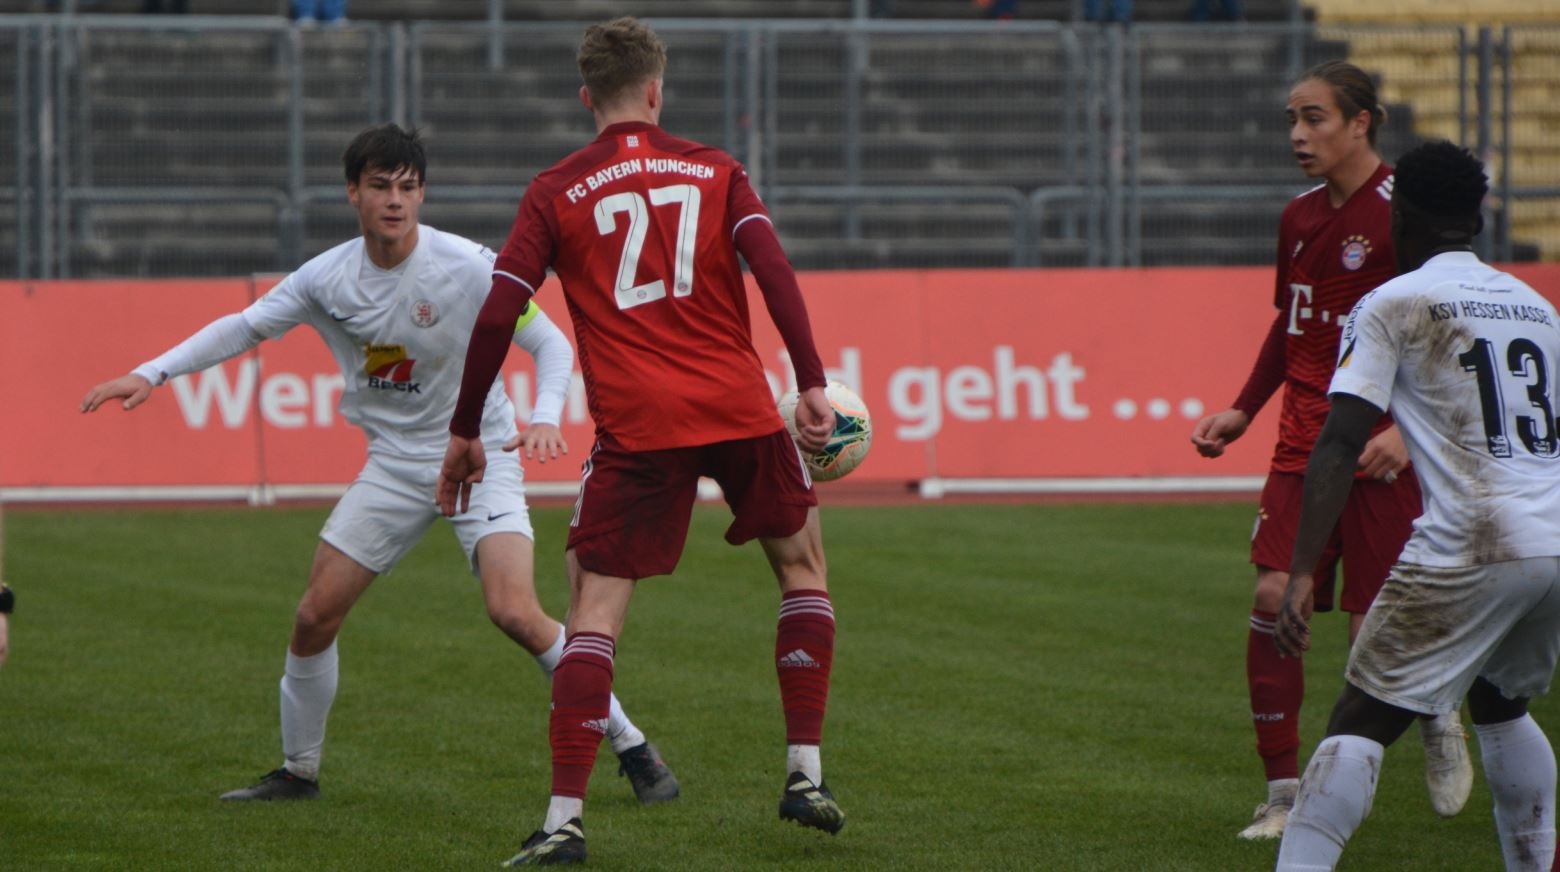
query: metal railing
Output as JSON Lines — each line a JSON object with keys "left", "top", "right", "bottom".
{"left": 0, "top": 15, "right": 1546, "bottom": 279}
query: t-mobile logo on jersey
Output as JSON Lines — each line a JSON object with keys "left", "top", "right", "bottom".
{"left": 1287, "top": 283, "right": 1315, "bottom": 335}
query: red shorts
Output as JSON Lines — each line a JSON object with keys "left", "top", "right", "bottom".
{"left": 1250, "top": 470, "right": 1422, "bottom": 614}
{"left": 566, "top": 428, "right": 818, "bottom": 580}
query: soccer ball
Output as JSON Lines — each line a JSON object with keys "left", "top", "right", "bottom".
{"left": 777, "top": 381, "right": 873, "bottom": 482}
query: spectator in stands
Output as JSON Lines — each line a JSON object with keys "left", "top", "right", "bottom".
{"left": 1083, "top": 0, "right": 1132, "bottom": 24}
{"left": 291, "top": 0, "right": 346, "bottom": 27}
{"left": 974, "top": 0, "right": 1018, "bottom": 20}
{"left": 1189, "top": 0, "right": 1243, "bottom": 21}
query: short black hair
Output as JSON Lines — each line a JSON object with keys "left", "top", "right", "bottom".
{"left": 342, "top": 124, "right": 426, "bottom": 185}
{"left": 1394, "top": 140, "right": 1487, "bottom": 219}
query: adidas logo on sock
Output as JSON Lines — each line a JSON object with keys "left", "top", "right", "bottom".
{"left": 581, "top": 717, "right": 610, "bottom": 734}
{"left": 778, "top": 648, "right": 821, "bottom": 669}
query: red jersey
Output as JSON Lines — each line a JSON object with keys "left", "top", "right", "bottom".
{"left": 1267, "top": 162, "right": 1398, "bottom": 473}
{"left": 493, "top": 121, "right": 786, "bottom": 451}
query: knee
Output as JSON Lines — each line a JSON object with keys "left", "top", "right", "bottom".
{"left": 1252, "top": 571, "right": 1287, "bottom": 612}
{"left": 291, "top": 599, "right": 344, "bottom": 651}
{"left": 487, "top": 598, "right": 553, "bottom": 651}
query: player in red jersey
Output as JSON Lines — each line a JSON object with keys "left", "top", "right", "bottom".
{"left": 1190, "top": 61, "right": 1473, "bottom": 840}
{"left": 437, "top": 17, "right": 843, "bottom": 866}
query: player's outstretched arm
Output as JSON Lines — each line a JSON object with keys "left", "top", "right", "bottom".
{"left": 1194, "top": 310, "right": 1289, "bottom": 458}
{"left": 81, "top": 312, "right": 263, "bottom": 414}
{"left": 505, "top": 305, "right": 572, "bottom": 463}
{"left": 81, "top": 374, "right": 155, "bottom": 413}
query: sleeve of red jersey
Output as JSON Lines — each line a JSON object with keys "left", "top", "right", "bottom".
{"left": 729, "top": 171, "right": 826, "bottom": 392}
{"left": 449, "top": 188, "right": 553, "bottom": 438}
{"left": 1271, "top": 214, "right": 1291, "bottom": 309}
{"left": 1232, "top": 310, "right": 1287, "bottom": 419}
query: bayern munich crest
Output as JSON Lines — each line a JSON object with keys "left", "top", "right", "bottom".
{"left": 410, "top": 299, "right": 439, "bottom": 327}
{"left": 1340, "top": 235, "right": 1372, "bottom": 271}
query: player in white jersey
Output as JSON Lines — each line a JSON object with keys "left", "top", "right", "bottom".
{"left": 79, "top": 125, "right": 679, "bottom": 805}
{"left": 1273, "top": 140, "right": 1560, "bottom": 871}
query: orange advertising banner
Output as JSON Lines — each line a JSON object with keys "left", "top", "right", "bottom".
{"left": 5, "top": 264, "right": 1560, "bottom": 497}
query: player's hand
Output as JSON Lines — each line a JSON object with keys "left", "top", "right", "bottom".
{"left": 792, "top": 386, "right": 834, "bottom": 454}
{"left": 80, "top": 374, "right": 154, "bottom": 413}
{"left": 1190, "top": 408, "right": 1251, "bottom": 458}
{"left": 1274, "top": 572, "right": 1315, "bottom": 658}
{"left": 503, "top": 424, "right": 568, "bottom": 464}
{"left": 436, "top": 435, "right": 487, "bottom": 517}
{"left": 1358, "top": 425, "right": 1408, "bottom": 482}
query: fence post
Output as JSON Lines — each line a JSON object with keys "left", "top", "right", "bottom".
{"left": 843, "top": 23, "right": 865, "bottom": 242}
{"left": 743, "top": 27, "right": 763, "bottom": 193}
{"left": 283, "top": 26, "right": 305, "bottom": 270}
{"left": 16, "top": 25, "right": 31, "bottom": 280}
{"left": 388, "top": 21, "right": 408, "bottom": 127}
{"left": 1475, "top": 26, "right": 1494, "bottom": 261}
{"left": 37, "top": 22, "right": 54, "bottom": 279}
{"left": 1499, "top": 26, "right": 1512, "bottom": 263}
{"left": 1126, "top": 26, "right": 1141, "bottom": 267}
{"left": 486, "top": 0, "right": 503, "bottom": 73}
{"left": 1105, "top": 24, "right": 1125, "bottom": 267}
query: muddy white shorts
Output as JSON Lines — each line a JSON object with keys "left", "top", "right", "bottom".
{"left": 1347, "top": 556, "right": 1560, "bottom": 714}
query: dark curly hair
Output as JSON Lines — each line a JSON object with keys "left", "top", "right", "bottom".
{"left": 1394, "top": 140, "right": 1487, "bottom": 219}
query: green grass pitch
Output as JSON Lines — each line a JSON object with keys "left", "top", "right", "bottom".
{"left": 1, "top": 501, "right": 1543, "bottom": 870}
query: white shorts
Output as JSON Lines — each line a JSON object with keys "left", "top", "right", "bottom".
{"left": 320, "top": 450, "right": 533, "bottom": 576}
{"left": 1347, "top": 557, "right": 1560, "bottom": 714}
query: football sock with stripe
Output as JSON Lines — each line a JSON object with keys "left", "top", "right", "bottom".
{"left": 1248, "top": 608, "right": 1303, "bottom": 781}
{"left": 776, "top": 589, "right": 835, "bottom": 754}
{"left": 549, "top": 632, "right": 615, "bottom": 800}
{"left": 533, "top": 624, "right": 644, "bottom": 754}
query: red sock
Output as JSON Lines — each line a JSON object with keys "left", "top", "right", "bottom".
{"left": 776, "top": 589, "right": 836, "bottom": 745}
{"left": 1248, "top": 609, "right": 1303, "bottom": 781}
{"left": 549, "top": 632, "right": 615, "bottom": 799}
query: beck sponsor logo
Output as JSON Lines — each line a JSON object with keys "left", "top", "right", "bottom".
{"left": 364, "top": 344, "right": 421, "bottom": 393}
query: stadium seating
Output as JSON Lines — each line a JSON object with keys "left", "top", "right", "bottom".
{"left": 0, "top": 2, "right": 1538, "bottom": 276}
{"left": 1302, "top": 0, "right": 1557, "bottom": 260}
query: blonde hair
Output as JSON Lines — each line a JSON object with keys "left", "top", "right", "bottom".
{"left": 577, "top": 17, "right": 667, "bottom": 109}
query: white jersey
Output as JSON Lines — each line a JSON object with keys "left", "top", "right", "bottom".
{"left": 242, "top": 225, "right": 559, "bottom": 461}
{"left": 1331, "top": 250, "right": 1560, "bottom": 567}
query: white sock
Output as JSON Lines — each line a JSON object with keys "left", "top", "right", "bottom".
{"left": 1268, "top": 777, "right": 1300, "bottom": 805}
{"left": 279, "top": 641, "right": 339, "bottom": 781}
{"left": 1275, "top": 735, "right": 1383, "bottom": 872}
{"left": 607, "top": 695, "right": 644, "bottom": 754}
{"left": 788, "top": 744, "right": 822, "bottom": 785}
{"left": 1476, "top": 714, "right": 1557, "bottom": 871}
{"left": 537, "top": 624, "right": 644, "bottom": 754}
{"left": 533, "top": 623, "right": 565, "bottom": 678}
{"left": 543, "top": 795, "right": 583, "bottom": 833}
